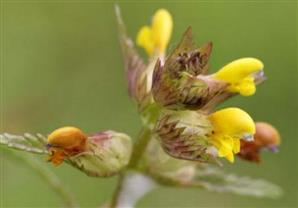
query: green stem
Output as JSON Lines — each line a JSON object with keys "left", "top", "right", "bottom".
{"left": 110, "top": 127, "right": 152, "bottom": 208}
{"left": 110, "top": 173, "right": 124, "bottom": 208}
{"left": 2, "top": 148, "right": 77, "bottom": 208}
{"left": 128, "top": 127, "right": 152, "bottom": 169}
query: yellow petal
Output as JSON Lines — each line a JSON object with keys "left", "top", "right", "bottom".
{"left": 151, "top": 9, "right": 173, "bottom": 54}
{"left": 217, "top": 140, "right": 235, "bottom": 163}
{"left": 136, "top": 9, "right": 173, "bottom": 56}
{"left": 233, "top": 138, "right": 240, "bottom": 154}
{"left": 210, "top": 134, "right": 235, "bottom": 162}
{"left": 237, "top": 77, "right": 256, "bottom": 96}
{"left": 226, "top": 152, "right": 235, "bottom": 163}
{"left": 136, "top": 26, "right": 154, "bottom": 55}
{"left": 209, "top": 107, "right": 256, "bottom": 136}
{"left": 208, "top": 108, "right": 256, "bottom": 163}
{"left": 214, "top": 58, "right": 263, "bottom": 82}
{"left": 213, "top": 58, "right": 263, "bottom": 96}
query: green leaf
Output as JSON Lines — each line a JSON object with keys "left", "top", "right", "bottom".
{"left": 149, "top": 163, "right": 282, "bottom": 199}
{"left": 0, "top": 133, "right": 48, "bottom": 154}
{"left": 195, "top": 165, "right": 283, "bottom": 198}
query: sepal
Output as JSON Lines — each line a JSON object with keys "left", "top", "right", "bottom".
{"left": 66, "top": 130, "right": 132, "bottom": 177}
{"left": 155, "top": 109, "right": 218, "bottom": 163}
{"left": 151, "top": 28, "right": 227, "bottom": 110}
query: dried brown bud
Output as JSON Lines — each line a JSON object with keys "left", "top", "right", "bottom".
{"left": 237, "top": 122, "right": 281, "bottom": 162}
{"left": 254, "top": 122, "right": 281, "bottom": 147}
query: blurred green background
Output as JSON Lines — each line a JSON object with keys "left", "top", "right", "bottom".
{"left": 1, "top": 1, "right": 297, "bottom": 207}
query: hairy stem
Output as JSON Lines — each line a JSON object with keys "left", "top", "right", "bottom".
{"left": 110, "top": 127, "right": 153, "bottom": 208}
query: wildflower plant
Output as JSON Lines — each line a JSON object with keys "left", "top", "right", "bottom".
{"left": 1, "top": 6, "right": 283, "bottom": 208}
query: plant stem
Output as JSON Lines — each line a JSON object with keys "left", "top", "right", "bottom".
{"left": 110, "top": 127, "right": 153, "bottom": 208}
{"left": 128, "top": 127, "right": 152, "bottom": 169}
{"left": 110, "top": 173, "right": 125, "bottom": 208}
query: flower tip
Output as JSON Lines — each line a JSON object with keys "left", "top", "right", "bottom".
{"left": 214, "top": 58, "right": 264, "bottom": 96}
{"left": 136, "top": 8, "right": 173, "bottom": 56}
{"left": 153, "top": 9, "right": 172, "bottom": 20}
{"left": 152, "top": 8, "right": 173, "bottom": 28}
{"left": 152, "top": 8, "right": 173, "bottom": 51}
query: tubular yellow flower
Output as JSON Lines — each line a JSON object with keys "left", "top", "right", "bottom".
{"left": 213, "top": 58, "right": 264, "bottom": 96}
{"left": 136, "top": 9, "right": 173, "bottom": 56}
{"left": 208, "top": 108, "right": 256, "bottom": 163}
{"left": 47, "top": 127, "right": 87, "bottom": 165}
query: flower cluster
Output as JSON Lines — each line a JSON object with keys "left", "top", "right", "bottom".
{"left": 0, "top": 8, "right": 282, "bottom": 202}
{"left": 128, "top": 9, "right": 279, "bottom": 163}
{"left": 0, "top": 7, "right": 283, "bottom": 207}
{"left": 43, "top": 8, "right": 280, "bottom": 169}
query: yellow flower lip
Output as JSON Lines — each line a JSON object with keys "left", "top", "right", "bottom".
{"left": 136, "top": 8, "right": 173, "bottom": 56}
{"left": 208, "top": 107, "right": 256, "bottom": 163}
{"left": 213, "top": 58, "right": 264, "bottom": 96}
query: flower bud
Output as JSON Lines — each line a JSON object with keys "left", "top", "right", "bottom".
{"left": 68, "top": 130, "right": 132, "bottom": 177}
{"left": 254, "top": 122, "right": 281, "bottom": 147}
{"left": 237, "top": 122, "right": 281, "bottom": 162}
{"left": 47, "top": 127, "right": 132, "bottom": 176}
{"left": 213, "top": 58, "right": 264, "bottom": 96}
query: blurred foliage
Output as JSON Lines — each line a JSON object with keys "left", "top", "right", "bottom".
{"left": 1, "top": 1, "right": 297, "bottom": 207}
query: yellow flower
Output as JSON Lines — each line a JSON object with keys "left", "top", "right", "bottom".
{"left": 47, "top": 126, "right": 87, "bottom": 165}
{"left": 208, "top": 108, "right": 256, "bottom": 162}
{"left": 136, "top": 9, "right": 173, "bottom": 56}
{"left": 213, "top": 58, "right": 264, "bottom": 96}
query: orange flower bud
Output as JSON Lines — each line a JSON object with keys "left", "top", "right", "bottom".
{"left": 254, "top": 122, "right": 281, "bottom": 147}
{"left": 237, "top": 122, "right": 280, "bottom": 162}
{"left": 47, "top": 127, "right": 87, "bottom": 165}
